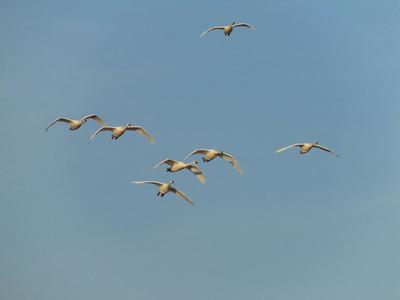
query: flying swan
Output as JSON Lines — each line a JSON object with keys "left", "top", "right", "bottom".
{"left": 200, "top": 21, "right": 255, "bottom": 37}
{"left": 185, "top": 149, "right": 243, "bottom": 174}
{"left": 154, "top": 159, "right": 205, "bottom": 183}
{"left": 275, "top": 142, "right": 340, "bottom": 157}
{"left": 90, "top": 123, "right": 155, "bottom": 143}
{"left": 45, "top": 114, "right": 104, "bottom": 131}
{"left": 131, "top": 180, "right": 195, "bottom": 206}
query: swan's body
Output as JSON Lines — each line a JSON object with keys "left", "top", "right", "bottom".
{"left": 90, "top": 123, "right": 155, "bottom": 142}
{"left": 45, "top": 114, "right": 104, "bottom": 131}
{"left": 131, "top": 180, "right": 195, "bottom": 206}
{"left": 185, "top": 149, "right": 243, "bottom": 174}
{"left": 275, "top": 142, "right": 340, "bottom": 157}
{"left": 154, "top": 159, "right": 205, "bottom": 183}
{"left": 200, "top": 22, "right": 255, "bottom": 37}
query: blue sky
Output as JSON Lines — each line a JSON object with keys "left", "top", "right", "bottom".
{"left": 1, "top": 0, "right": 400, "bottom": 299}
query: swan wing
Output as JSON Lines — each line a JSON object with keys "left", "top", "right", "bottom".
{"left": 126, "top": 126, "right": 155, "bottom": 143}
{"left": 170, "top": 187, "right": 195, "bottom": 206}
{"left": 184, "top": 149, "right": 210, "bottom": 160}
{"left": 153, "top": 159, "right": 178, "bottom": 169}
{"left": 275, "top": 144, "right": 304, "bottom": 153}
{"left": 45, "top": 117, "right": 72, "bottom": 131}
{"left": 89, "top": 126, "right": 114, "bottom": 140}
{"left": 200, "top": 26, "right": 225, "bottom": 37}
{"left": 131, "top": 180, "right": 163, "bottom": 187}
{"left": 232, "top": 23, "right": 255, "bottom": 30}
{"left": 188, "top": 165, "right": 206, "bottom": 183}
{"left": 81, "top": 114, "right": 105, "bottom": 126}
{"left": 313, "top": 144, "right": 341, "bottom": 158}
{"left": 221, "top": 152, "right": 243, "bottom": 175}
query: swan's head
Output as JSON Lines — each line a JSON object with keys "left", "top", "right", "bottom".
{"left": 127, "top": 123, "right": 132, "bottom": 127}
{"left": 169, "top": 180, "right": 175, "bottom": 185}
{"left": 192, "top": 161, "right": 199, "bottom": 165}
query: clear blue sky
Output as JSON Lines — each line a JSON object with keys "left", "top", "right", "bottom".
{"left": 1, "top": 1, "right": 400, "bottom": 299}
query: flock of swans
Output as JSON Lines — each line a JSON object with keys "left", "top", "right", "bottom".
{"left": 45, "top": 21, "right": 340, "bottom": 206}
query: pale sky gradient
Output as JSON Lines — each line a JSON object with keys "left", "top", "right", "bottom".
{"left": 1, "top": 1, "right": 400, "bottom": 299}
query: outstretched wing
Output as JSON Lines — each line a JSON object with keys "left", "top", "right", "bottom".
{"left": 232, "top": 23, "right": 255, "bottom": 30}
{"left": 89, "top": 126, "right": 114, "bottom": 140}
{"left": 153, "top": 159, "right": 178, "bottom": 169}
{"left": 313, "top": 144, "right": 341, "bottom": 158}
{"left": 131, "top": 180, "right": 163, "bottom": 187}
{"left": 170, "top": 187, "right": 195, "bottom": 206}
{"left": 45, "top": 117, "right": 72, "bottom": 131}
{"left": 221, "top": 152, "right": 243, "bottom": 175}
{"left": 81, "top": 114, "right": 105, "bottom": 126}
{"left": 184, "top": 149, "right": 210, "bottom": 160}
{"left": 126, "top": 126, "right": 155, "bottom": 143}
{"left": 275, "top": 144, "right": 304, "bottom": 153}
{"left": 188, "top": 165, "right": 206, "bottom": 184}
{"left": 200, "top": 26, "right": 225, "bottom": 37}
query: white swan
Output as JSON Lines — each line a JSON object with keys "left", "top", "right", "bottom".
{"left": 275, "top": 142, "right": 340, "bottom": 157}
{"left": 131, "top": 180, "right": 195, "bottom": 206}
{"left": 154, "top": 159, "right": 205, "bottom": 183}
{"left": 200, "top": 21, "right": 255, "bottom": 37}
{"left": 90, "top": 123, "right": 155, "bottom": 143}
{"left": 185, "top": 149, "right": 243, "bottom": 174}
{"left": 45, "top": 114, "right": 104, "bottom": 131}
